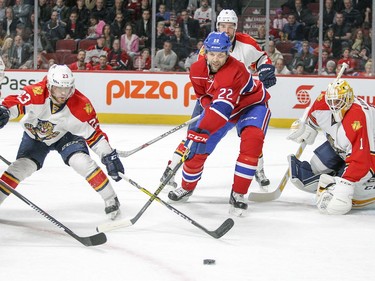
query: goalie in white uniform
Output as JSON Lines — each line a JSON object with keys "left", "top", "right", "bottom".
{"left": 287, "top": 78, "right": 375, "bottom": 215}
{"left": 0, "top": 64, "right": 124, "bottom": 220}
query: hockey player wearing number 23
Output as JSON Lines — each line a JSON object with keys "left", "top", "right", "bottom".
{"left": 168, "top": 32, "right": 271, "bottom": 216}
{"left": 0, "top": 64, "right": 124, "bottom": 220}
{"left": 287, "top": 79, "right": 375, "bottom": 215}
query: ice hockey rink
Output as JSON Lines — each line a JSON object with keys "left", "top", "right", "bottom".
{"left": 1, "top": 121, "right": 374, "bottom": 281}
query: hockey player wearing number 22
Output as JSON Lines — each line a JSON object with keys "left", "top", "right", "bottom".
{"left": 0, "top": 64, "right": 124, "bottom": 220}
{"left": 168, "top": 32, "right": 271, "bottom": 216}
{"left": 287, "top": 79, "right": 375, "bottom": 215}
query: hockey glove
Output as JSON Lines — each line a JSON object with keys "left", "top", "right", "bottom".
{"left": 186, "top": 128, "right": 210, "bottom": 159}
{"left": 258, "top": 64, "right": 276, "bottom": 88}
{"left": 287, "top": 119, "right": 318, "bottom": 145}
{"left": 102, "top": 150, "right": 124, "bottom": 182}
{"left": 0, "top": 105, "right": 10, "bottom": 129}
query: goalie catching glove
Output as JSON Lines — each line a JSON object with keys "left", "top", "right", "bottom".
{"left": 185, "top": 128, "right": 210, "bottom": 159}
{"left": 0, "top": 105, "right": 10, "bottom": 129}
{"left": 101, "top": 149, "right": 124, "bottom": 182}
{"left": 287, "top": 119, "right": 318, "bottom": 145}
{"left": 258, "top": 64, "right": 276, "bottom": 89}
{"left": 316, "top": 174, "right": 354, "bottom": 215}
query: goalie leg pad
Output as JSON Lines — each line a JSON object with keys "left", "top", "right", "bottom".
{"left": 288, "top": 154, "right": 320, "bottom": 193}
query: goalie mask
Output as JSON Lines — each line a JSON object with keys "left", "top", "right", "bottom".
{"left": 47, "top": 64, "right": 75, "bottom": 105}
{"left": 325, "top": 79, "right": 354, "bottom": 122}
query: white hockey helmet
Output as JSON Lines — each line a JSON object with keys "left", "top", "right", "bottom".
{"left": 325, "top": 79, "right": 354, "bottom": 122}
{"left": 216, "top": 9, "right": 238, "bottom": 30}
{"left": 47, "top": 64, "right": 75, "bottom": 103}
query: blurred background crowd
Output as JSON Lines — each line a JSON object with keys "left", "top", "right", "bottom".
{"left": 0, "top": 0, "right": 373, "bottom": 76}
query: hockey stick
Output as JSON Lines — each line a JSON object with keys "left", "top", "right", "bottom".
{"left": 248, "top": 141, "right": 307, "bottom": 202}
{"left": 0, "top": 179, "right": 107, "bottom": 247}
{"left": 117, "top": 115, "right": 200, "bottom": 158}
{"left": 248, "top": 62, "right": 349, "bottom": 202}
{"left": 0, "top": 154, "right": 11, "bottom": 165}
{"left": 101, "top": 173, "right": 234, "bottom": 238}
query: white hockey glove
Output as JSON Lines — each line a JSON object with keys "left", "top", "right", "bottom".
{"left": 287, "top": 119, "right": 317, "bottom": 145}
{"left": 316, "top": 174, "right": 354, "bottom": 215}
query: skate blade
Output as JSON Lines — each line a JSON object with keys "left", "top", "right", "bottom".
{"left": 229, "top": 206, "right": 247, "bottom": 217}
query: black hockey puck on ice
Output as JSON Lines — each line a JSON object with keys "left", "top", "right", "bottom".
{"left": 203, "top": 259, "right": 216, "bottom": 265}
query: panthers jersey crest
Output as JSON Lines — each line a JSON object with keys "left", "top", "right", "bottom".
{"left": 24, "top": 119, "right": 60, "bottom": 141}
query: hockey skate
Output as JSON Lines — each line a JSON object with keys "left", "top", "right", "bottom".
{"left": 160, "top": 166, "right": 178, "bottom": 190}
{"left": 229, "top": 190, "right": 248, "bottom": 217}
{"left": 255, "top": 168, "right": 270, "bottom": 191}
{"left": 168, "top": 187, "right": 193, "bottom": 202}
{"left": 105, "top": 196, "right": 121, "bottom": 220}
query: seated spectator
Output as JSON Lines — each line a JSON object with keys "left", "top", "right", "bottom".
{"left": 52, "top": 0, "right": 69, "bottom": 24}
{"left": 350, "top": 28, "right": 365, "bottom": 58}
{"left": 275, "top": 57, "right": 291, "bottom": 75}
{"left": 292, "top": 0, "right": 315, "bottom": 39}
{"left": 154, "top": 40, "right": 177, "bottom": 71}
{"left": 184, "top": 39, "right": 203, "bottom": 72}
{"left": 133, "top": 47, "right": 151, "bottom": 70}
{"left": 331, "top": 12, "right": 352, "bottom": 56}
{"left": 19, "top": 52, "right": 49, "bottom": 69}
{"left": 268, "top": 40, "right": 283, "bottom": 65}
{"left": 342, "top": 0, "right": 363, "bottom": 28}
{"left": 164, "top": 14, "right": 178, "bottom": 36}
{"left": 170, "top": 26, "right": 191, "bottom": 70}
{"left": 13, "top": 0, "right": 32, "bottom": 25}
{"left": 156, "top": 3, "right": 171, "bottom": 25}
{"left": 193, "top": 0, "right": 212, "bottom": 38}
{"left": 293, "top": 61, "right": 305, "bottom": 75}
{"left": 323, "top": 0, "right": 336, "bottom": 29}
{"left": 357, "top": 59, "right": 372, "bottom": 77}
{"left": 321, "top": 59, "right": 336, "bottom": 75}
{"left": 355, "top": 47, "right": 370, "bottom": 72}
{"left": 1, "top": 37, "right": 13, "bottom": 56}
{"left": 107, "top": 0, "right": 131, "bottom": 24}
{"left": 291, "top": 40, "right": 316, "bottom": 73}
{"left": 178, "top": 9, "right": 200, "bottom": 40}
{"left": 110, "top": 11, "right": 126, "bottom": 39}
{"left": 156, "top": 21, "right": 170, "bottom": 50}
{"left": 120, "top": 23, "right": 139, "bottom": 59}
{"left": 135, "top": 9, "right": 152, "bottom": 48}
{"left": 273, "top": 8, "right": 288, "bottom": 31}
{"left": 43, "top": 10, "right": 66, "bottom": 52}
{"left": 65, "top": 10, "right": 86, "bottom": 40}
{"left": 282, "top": 13, "right": 304, "bottom": 42}
{"left": 337, "top": 47, "right": 355, "bottom": 74}
{"left": 313, "top": 39, "right": 333, "bottom": 57}
{"left": 254, "top": 25, "right": 266, "bottom": 50}
{"left": 91, "top": 0, "right": 108, "bottom": 22}
{"left": 85, "top": 35, "right": 110, "bottom": 69}
{"left": 29, "top": 24, "right": 53, "bottom": 53}
{"left": 107, "top": 38, "right": 132, "bottom": 70}
{"left": 93, "top": 54, "right": 113, "bottom": 70}
{"left": 102, "top": 24, "right": 114, "bottom": 49}
{"left": 69, "top": 49, "right": 87, "bottom": 70}
{"left": 3, "top": 7, "right": 20, "bottom": 38}
{"left": 313, "top": 49, "right": 330, "bottom": 73}
{"left": 8, "top": 35, "right": 32, "bottom": 69}
{"left": 71, "top": 0, "right": 90, "bottom": 29}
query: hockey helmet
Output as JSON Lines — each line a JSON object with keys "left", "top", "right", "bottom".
{"left": 216, "top": 9, "right": 238, "bottom": 30}
{"left": 204, "top": 32, "right": 232, "bottom": 54}
{"left": 325, "top": 79, "right": 354, "bottom": 122}
{"left": 47, "top": 64, "right": 75, "bottom": 103}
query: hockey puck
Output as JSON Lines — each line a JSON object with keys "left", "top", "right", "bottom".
{"left": 203, "top": 259, "right": 216, "bottom": 265}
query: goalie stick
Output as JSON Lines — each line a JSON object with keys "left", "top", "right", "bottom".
{"left": 248, "top": 62, "right": 349, "bottom": 202}
{"left": 0, "top": 157, "right": 106, "bottom": 246}
{"left": 117, "top": 115, "right": 200, "bottom": 158}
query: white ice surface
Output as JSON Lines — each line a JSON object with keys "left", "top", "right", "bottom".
{"left": 1, "top": 122, "right": 375, "bottom": 281}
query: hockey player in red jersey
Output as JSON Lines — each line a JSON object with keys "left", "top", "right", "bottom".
{"left": 0, "top": 64, "right": 124, "bottom": 220}
{"left": 161, "top": 9, "right": 276, "bottom": 191}
{"left": 287, "top": 79, "right": 375, "bottom": 215}
{"left": 168, "top": 32, "right": 271, "bottom": 216}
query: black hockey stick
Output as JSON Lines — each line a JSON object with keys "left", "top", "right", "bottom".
{"left": 117, "top": 115, "right": 200, "bottom": 158}
{"left": 0, "top": 179, "right": 107, "bottom": 247}
{"left": 98, "top": 173, "right": 234, "bottom": 239}
{"left": 0, "top": 154, "right": 11, "bottom": 165}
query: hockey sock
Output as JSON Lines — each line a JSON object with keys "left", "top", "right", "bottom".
{"left": 182, "top": 154, "right": 209, "bottom": 191}
{"left": 232, "top": 126, "right": 264, "bottom": 194}
{"left": 168, "top": 140, "right": 187, "bottom": 169}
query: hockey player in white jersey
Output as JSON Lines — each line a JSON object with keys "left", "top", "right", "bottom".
{"left": 160, "top": 9, "right": 277, "bottom": 191}
{"left": 287, "top": 79, "right": 375, "bottom": 215}
{"left": 0, "top": 64, "right": 124, "bottom": 220}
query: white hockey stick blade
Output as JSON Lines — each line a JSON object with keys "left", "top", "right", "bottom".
{"left": 96, "top": 218, "right": 133, "bottom": 233}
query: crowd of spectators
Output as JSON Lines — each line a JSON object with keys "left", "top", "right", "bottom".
{"left": 0, "top": 0, "right": 373, "bottom": 77}
{"left": 0, "top": 0, "right": 241, "bottom": 71}
{"left": 272, "top": 0, "right": 373, "bottom": 76}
